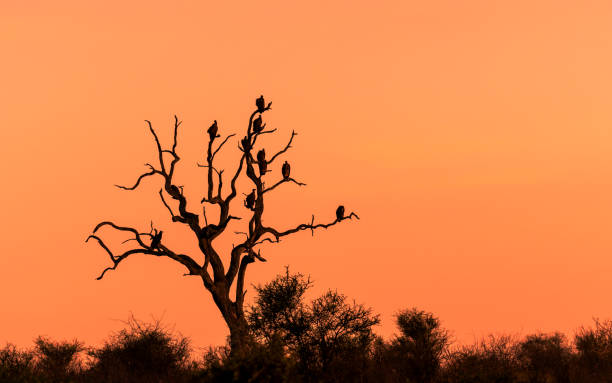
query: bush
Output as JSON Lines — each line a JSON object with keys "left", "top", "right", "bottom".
{"left": 247, "top": 267, "right": 379, "bottom": 382}
{"left": 572, "top": 319, "right": 612, "bottom": 382}
{"left": 87, "top": 316, "right": 192, "bottom": 383}
{"left": 33, "top": 337, "right": 84, "bottom": 382}
{"left": 517, "top": 332, "right": 571, "bottom": 383}
{"left": 248, "top": 267, "right": 312, "bottom": 351}
{"left": 441, "top": 335, "right": 519, "bottom": 383}
{"left": 382, "top": 308, "right": 451, "bottom": 383}
{"left": 0, "top": 344, "right": 37, "bottom": 383}
{"left": 197, "top": 339, "right": 295, "bottom": 383}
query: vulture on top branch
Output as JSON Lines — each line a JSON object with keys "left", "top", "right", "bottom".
{"left": 207, "top": 120, "right": 218, "bottom": 139}
{"left": 256, "top": 95, "right": 266, "bottom": 113}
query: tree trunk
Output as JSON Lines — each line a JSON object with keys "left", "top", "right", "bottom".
{"left": 210, "top": 284, "right": 253, "bottom": 355}
{"left": 227, "top": 314, "right": 252, "bottom": 355}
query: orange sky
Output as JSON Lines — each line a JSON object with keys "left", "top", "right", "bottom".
{"left": 1, "top": 1, "right": 612, "bottom": 350}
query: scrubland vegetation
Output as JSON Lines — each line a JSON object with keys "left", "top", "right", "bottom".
{"left": 3, "top": 269, "right": 611, "bottom": 382}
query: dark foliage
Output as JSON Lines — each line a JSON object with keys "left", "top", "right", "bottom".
{"left": 197, "top": 340, "right": 295, "bottom": 383}
{"left": 85, "top": 316, "right": 192, "bottom": 383}
{"left": 247, "top": 267, "right": 380, "bottom": 382}
{"left": 517, "top": 332, "right": 572, "bottom": 383}
{"left": 440, "top": 335, "right": 520, "bottom": 383}
{"left": 248, "top": 268, "right": 312, "bottom": 349}
{"left": 374, "top": 308, "right": 451, "bottom": 383}
{"left": 0, "top": 344, "right": 37, "bottom": 383}
{"left": 33, "top": 337, "right": 84, "bottom": 383}
{"left": 572, "top": 319, "right": 612, "bottom": 382}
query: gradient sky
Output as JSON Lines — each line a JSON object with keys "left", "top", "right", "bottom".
{"left": 1, "top": 1, "right": 612, "bottom": 350}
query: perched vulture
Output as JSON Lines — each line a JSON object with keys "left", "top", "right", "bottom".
{"left": 253, "top": 115, "right": 265, "bottom": 133}
{"left": 336, "top": 205, "right": 345, "bottom": 221}
{"left": 256, "top": 95, "right": 266, "bottom": 112}
{"left": 168, "top": 185, "right": 180, "bottom": 195}
{"left": 207, "top": 120, "right": 218, "bottom": 138}
{"left": 257, "top": 149, "right": 266, "bottom": 175}
{"left": 245, "top": 189, "right": 256, "bottom": 210}
{"left": 258, "top": 160, "right": 267, "bottom": 176}
{"left": 257, "top": 149, "right": 266, "bottom": 164}
{"left": 150, "top": 231, "right": 163, "bottom": 249}
{"left": 241, "top": 136, "right": 251, "bottom": 151}
{"left": 282, "top": 161, "right": 290, "bottom": 180}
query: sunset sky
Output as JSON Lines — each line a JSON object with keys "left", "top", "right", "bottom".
{"left": 2, "top": 1, "right": 612, "bottom": 350}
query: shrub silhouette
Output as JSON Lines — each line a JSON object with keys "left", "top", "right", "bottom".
{"left": 247, "top": 268, "right": 379, "bottom": 382}
{"left": 0, "top": 344, "right": 37, "bottom": 383}
{"left": 248, "top": 267, "right": 312, "bottom": 351}
{"left": 86, "top": 317, "right": 191, "bottom": 383}
{"left": 198, "top": 340, "right": 295, "bottom": 383}
{"left": 303, "top": 290, "right": 379, "bottom": 382}
{"left": 516, "top": 332, "right": 571, "bottom": 383}
{"left": 378, "top": 308, "right": 451, "bottom": 383}
{"left": 33, "top": 337, "right": 84, "bottom": 383}
{"left": 441, "top": 335, "right": 519, "bottom": 383}
{"left": 572, "top": 319, "right": 612, "bottom": 382}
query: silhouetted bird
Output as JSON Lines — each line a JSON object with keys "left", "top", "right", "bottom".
{"left": 245, "top": 189, "right": 256, "bottom": 210}
{"left": 253, "top": 115, "right": 265, "bottom": 133}
{"left": 336, "top": 205, "right": 345, "bottom": 221}
{"left": 256, "top": 95, "right": 266, "bottom": 112}
{"left": 258, "top": 160, "right": 267, "bottom": 176}
{"left": 168, "top": 185, "right": 180, "bottom": 195}
{"left": 257, "top": 149, "right": 267, "bottom": 176}
{"left": 150, "top": 231, "right": 163, "bottom": 249}
{"left": 282, "top": 161, "right": 290, "bottom": 180}
{"left": 257, "top": 149, "right": 266, "bottom": 164}
{"left": 207, "top": 120, "right": 218, "bottom": 139}
{"left": 241, "top": 136, "right": 251, "bottom": 151}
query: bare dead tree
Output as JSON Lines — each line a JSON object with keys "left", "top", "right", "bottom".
{"left": 86, "top": 96, "right": 359, "bottom": 354}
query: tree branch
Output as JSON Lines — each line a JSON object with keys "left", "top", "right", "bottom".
{"left": 145, "top": 120, "right": 166, "bottom": 174}
{"left": 87, "top": 222, "right": 207, "bottom": 283}
{"left": 262, "top": 212, "right": 360, "bottom": 240}
{"left": 158, "top": 189, "right": 186, "bottom": 223}
{"left": 212, "top": 134, "right": 236, "bottom": 158}
{"left": 92, "top": 221, "right": 148, "bottom": 248}
{"left": 172, "top": 115, "right": 180, "bottom": 153}
{"left": 166, "top": 116, "right": 182, "bottom": 180}
{"left": 235, "top": 254, "right": 253, "bottom": 314}
{"left": 267, "top": 130, "right": 297, "bottom": 164}
{"left": 263, "top": 177, "right": 306, "bottom": 194}
{"left": 115, "top": 164, "right": 160, "bottom": 190}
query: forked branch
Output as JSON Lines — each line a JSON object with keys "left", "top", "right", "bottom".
{"left": 267, "top": 130, "right": 297, "bottom": 164}
{"left": 86, "top": 221, "right": 204, "bottom": 282}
